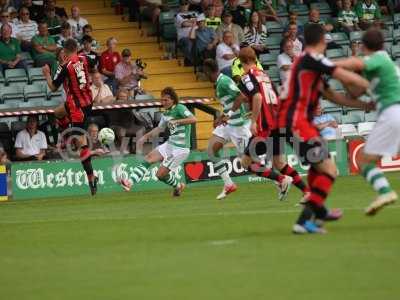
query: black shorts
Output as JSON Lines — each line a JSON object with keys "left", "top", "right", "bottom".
{"left": 244, "top": 129, "right": 284, "bottom": 158}
{"left": 284, "top": 129, "right": 330, "bottom": 165}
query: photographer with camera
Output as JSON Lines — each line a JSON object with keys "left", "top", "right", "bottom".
{"left": 115, "top": 48, "right": 147, "bottom": 100}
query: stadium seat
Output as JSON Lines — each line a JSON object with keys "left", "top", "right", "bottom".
{"left": 350, "top": 31, "right": 363, "bottom": 42}
{"left": 394, "top": 13, "right": 400, "bottom": 28}
{"left": 260, "top": 52, "right": 278, "bottom": 68}
{"left": 358, "top": 122, "right": 375, "bottom": 136}
{"left": 28, "top": 67, "right": 46, "bottom": 84}
{"left": 384, "top": 42, "right": 392, "bottom": 54}
{"left": 382, "top": 29, "right": 393, "bottom": 43}
{"left": 165, "top": 0, "right": 179, "bottom": 9}
{"left": 338, "top": 123, "right": 358, "bottom": 137}
{"left": 330, "top": 111, "right": 342, "bottom": 123}
{"left": 135, "top": 94, "right": 155, "bottom": 101}
{"left": 331, "top": 32, "right": 349, "bottom": 46}
{"left": 0, "top": 71, "right": 5, "bottom": 84}
{"left": 391, "top": 45, "right": 400, "bottom": 59}
{"left": 42, "top": 99, "right": 62, "bottom": 107}
{"left": 365, "top": 111, "right": 378, "bottom": 122}
{"left": 0, "top": 102, "right": 18, "bottom": 110}
{"left": 326, "top": 48, "right": 346, "bottom": 59}
{"left": 46, "top": 85, "right": 63, "bottom": 100}
{"left": 19, "top": 99, "right": 44, "bottom": 108}
{"left": 267, "top": 66, "right": 280, "bottom": 84}
{"left": 342, "top": 110, "right": 365, "bottom": 124}
{"left": 276, "top": 5, "right": 289, "bottom": 18}
{"left": 382, "top": 15, "right": 394, "bottom": 29}
{"left": 288, "top": 4, "right": 309, "bottom": 16}
{"left": 0, "top": 85, "right": 24, "bottom": 103}
{"left": 321, "top": 100, "right": 342, "bottom": 112}
{"left": 159, "top": 11, "right": 177, "bottom": 41}
{"left": 328, "top": 79, "right": 344, "bottom": 91}
{"left": 266, "top": 21, "right": 284, "bottom": 34}
{"left": 5, "top": 68, "right": 28, "bottom": 86}
{"left": 24, "top": 84, "right": 47, "bottom": 101}
{"left": 393, "top": 29, "right": 400, "bottom": 44}
{"left": 20, "top": 52, "right": 33, "bottom": 65}
{"left": 265, "top": 36, "right": 282, "bottom": 51}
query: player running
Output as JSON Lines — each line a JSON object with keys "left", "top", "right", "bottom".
{"left": 335, "top": 28, "right": 399, "bottom": 215}
{"left": 203, "top": 58, "right": 252, "bottom": 199}
{"left": 119, "top": 87, "right": 196, "bottom": 196}
{"left": 233, "top": 47, "right": 309, "bottom": 201}
{"left": 279, "top": 24, "right": 372, "bottom": 234}
{"left": 43, "top": 38, "right": 100, "bottom": 196}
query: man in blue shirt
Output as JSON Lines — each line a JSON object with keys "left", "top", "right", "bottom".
{"left": 313, "top": 103, "right": 338, "bottom": 140}
{"left": 190, "top": 14, "right": 218, "bottom": 61}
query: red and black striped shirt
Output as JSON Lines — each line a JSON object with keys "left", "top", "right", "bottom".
{"left": 53, "top": 54, "right": 93, "bottom": 109}
{"left": 278, "top": 52, "right": 336, "bottom": 140}
{"left": 240, "top": 67, "right": 279, "bottom": 138}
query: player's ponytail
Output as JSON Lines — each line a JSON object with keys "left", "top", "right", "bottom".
{"left": 161, "top": 87, "right": 179, "bottom": 104}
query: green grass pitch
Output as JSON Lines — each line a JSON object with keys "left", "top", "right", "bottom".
{"left": 0, "top": 173, "right": 399, "bottom": 300}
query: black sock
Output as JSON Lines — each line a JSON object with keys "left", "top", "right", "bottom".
{"left": 296, "top": 202, "right": 314, "bottom": 225}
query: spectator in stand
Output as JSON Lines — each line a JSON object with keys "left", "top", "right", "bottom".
{"left": 237, "top": 0, "right": 252, "bottom": 9}
{"left": 22, "top": 0, "right": 42, "bottom": 22}
{"left": 284, "top": 21, "right": 303, "bottom": 57}
{"left": 202, "top": 0, "right": 223, "bottom": 17}
{"left": 43, "top": 5, "right": 61, "bottom": 35}
{"left": 44, "top": 0, "right": 68, "bottom": 22}
{"left": 313, "top": 103, "right": 338, "bottom": 140}
{"left": 0, "top": 9, "right": 18, "bottom": 37}
{"left": 216, "top": 11, "right": 244, "bottom": 45}
{"left": 115, "top": 48, "right": 145, "bottom": 99}
{"left": 0, "top": 23, "right": 27, "bottom": 74}
{"left": 253, "top": 0, "right": 279, "bottom": 22}
{"left": 88, "top": 123, "right": 104, "bottom": 151}
{"left": 305, "top": 8, "right": 339, "bottom": 49}
{"left": 355, "top": 0, "right": 382, "bottom": 29}
{"left": 31, "top": 21, "right": 58, "bottom": 73}
{"left": 100, "top": 37, "right": 121, "bottom": 94}
{"left": 15, "top": 115, "right": 47, "bottom": 161}
{"left": 120, "top": 0, "right": 140, "bottom": 22}
{"left": 190, "top": 14, "right": 218, "bottom": 62}
{"left": 329, "top": 0, "right": 343, "bottom": 17}
{"left": 284, "top": 12, "right": 303, "bottom": 37}
{"left": 90, "top": 71, "right": 114, "bottom": 104}
{"left": 243, "top": 11, "right": 268, "bottom": 56}
{"left": 216, "top": 30, "right": 239, "bottom": 77}
{"left": 81, "top": 24, "right": 99, "bottom": 51}
{"left": 68, "top": 5, "right": 88, "bottom": 40}
{"left": 56, "top": 21, "right": 74, "bottom": 48}
{"left": 79, "top": 35, "right": 99, "bottom": 72}
{"left": 188, "top": 0, "right": 202, "bottom": 13}
{"left": 205, "top": 5, "right": 221, "bottom": 30}
{"left": 0, "top": 0, "right": 13, "bottom": 12}
{"left": 15, "top": 6, "right": 38, "bottom": 51}
{"left": 277, "top": 37, "right": 295, "bottom": 85}
{"left": 338, "top": 0, "right": 360, "bottom": 33}
{"left": 0, "top": 142, "right": 9, "bottom": 165}
{"left": 175, "top": 0, "right": 197, "bottom": 66}
{"left": 224, "top": 0, "right": 247, "bottom": 28}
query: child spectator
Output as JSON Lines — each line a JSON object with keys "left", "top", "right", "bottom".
{"left": 205, "top": 5, "right": 221, "bottom": 30}
{"left": 355, "top": 0, "right": 382, "bottom": 29}
{"left": 338, "top": 0, "right": 360, "bottom": 33}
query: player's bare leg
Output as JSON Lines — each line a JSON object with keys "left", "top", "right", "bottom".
{"left": 156, "top": 165, "right": 185, "bottom": 197}
{"left": 358, "top": 152, "right": 397, "bottom": 216}
{"left": 119, "top": 148, "right": 163, "bottom": 191}
{"left": 208, "top": 135, "right": 237, "bottom": 200}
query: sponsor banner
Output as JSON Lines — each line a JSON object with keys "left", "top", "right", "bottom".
{"left": 348, "top": 139, "right": 400, "bottom": 174}
{"left": 0, "top": 165, "right": 7, "bottom": 201}
{"left": 11, "top": 140, "right": 349, "bottom": 200}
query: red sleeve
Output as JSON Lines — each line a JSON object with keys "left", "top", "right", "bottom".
{"left": 99, "top": 52, "right": 107, "bottom": 72}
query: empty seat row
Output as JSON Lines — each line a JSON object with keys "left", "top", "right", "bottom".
{"left": 0, "top": 67, "right": 45, "bottom": 86}
{"left": 0, "top": 83, "right": 63, "bottom": 104}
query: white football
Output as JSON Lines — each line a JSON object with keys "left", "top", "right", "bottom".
{"left": 98, "top": 127, "right": 115, "bottom": 145}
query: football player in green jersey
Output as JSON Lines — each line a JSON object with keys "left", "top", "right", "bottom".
{"left": 336, "top": 28, "right": 399, "bottom": 215}
{"left": 119, "top": 87, "right": 197, "bottom": 197}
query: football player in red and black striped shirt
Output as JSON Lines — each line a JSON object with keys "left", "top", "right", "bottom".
{"left": 43, "top": 38, "right": 102, "bottom": 196}
{"left": 233, "top": 47, "right": 309, "bottom": 201}
{"left": 279, "top": 24, "right": 372, "bottom": 233}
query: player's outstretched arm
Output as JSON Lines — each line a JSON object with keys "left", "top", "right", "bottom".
{"left": 332, "top": 67, "right": 369, "bottom": 96}
{"left": 322, "top": 88, "right": 373, "bottom": 111}
{"left": 334, "top": 57, "right": 365, "bottom": 72}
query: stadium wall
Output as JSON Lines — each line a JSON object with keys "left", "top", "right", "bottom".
{"left": 10, "top": 140, "right": 349, "bottom": 200}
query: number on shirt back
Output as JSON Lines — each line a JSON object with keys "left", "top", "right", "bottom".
{"left": 73, "top": 61, "right": 87, "bottom": 89}
{"left": 256, "top": 72, "right": 278, "bottom": 105}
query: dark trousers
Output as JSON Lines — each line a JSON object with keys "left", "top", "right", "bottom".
{"left": 0, "top": 60, "right": 28, "bottom": 76}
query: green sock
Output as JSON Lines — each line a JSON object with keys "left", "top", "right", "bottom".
{"left": 160, "top": 172, "right": 180, "bottom": 188}
{"left": 361, "top": 163, "right": 392, "bottom": 195}
{"left": 131, "top": 161, "right": 151, "bottom": 184}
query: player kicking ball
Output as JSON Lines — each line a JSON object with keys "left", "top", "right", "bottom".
{"left": 279, "top": 24, "right": 372, "bottom": 234}
{"left": 119, "top": 87, "right": 197, "bottom": 196}
{"left": 43, "top": 39, "right": 102, "bottom": 196}
{"left": 335, "top": 28, "right": 399, "bottom": 216}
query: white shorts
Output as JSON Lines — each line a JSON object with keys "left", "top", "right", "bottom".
{"left": 212, "top": 123, "right": 252, "bottom": 155}
{"left": 156, "top": 142, "right": 190, "bottom": 171}
{"left": 364, "top": 104, "right": 400, "bottom": 157}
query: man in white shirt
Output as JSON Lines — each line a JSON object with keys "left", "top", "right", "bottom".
{"left": 216, "top": 30, "right": 239, "bottom": 77}
{"left": 15, "top": 115, "right": 47, "bottom": 161}
{"left": 175, "top": 0, "right": 197, "bottom": 66}
{"left": 67, "top": 5, "right": 88, "bottom": 40}
{"left": 285, "top": 21, "right": 303, "bottom": 57}
{"left": 277, "top": 37, "right": 295, "bottom": 85}
{"left": 90, "top": 71, "right": 115, "bottom": 104}
{"left": 15, "top": 6, "right": 38, "bottom": 51}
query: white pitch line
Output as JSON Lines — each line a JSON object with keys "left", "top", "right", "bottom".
{"left": 209, "top": 240, "right": 238, "bottom": 246}
{"left": 0, "top": 205, "right": 399, "bottom": 225}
